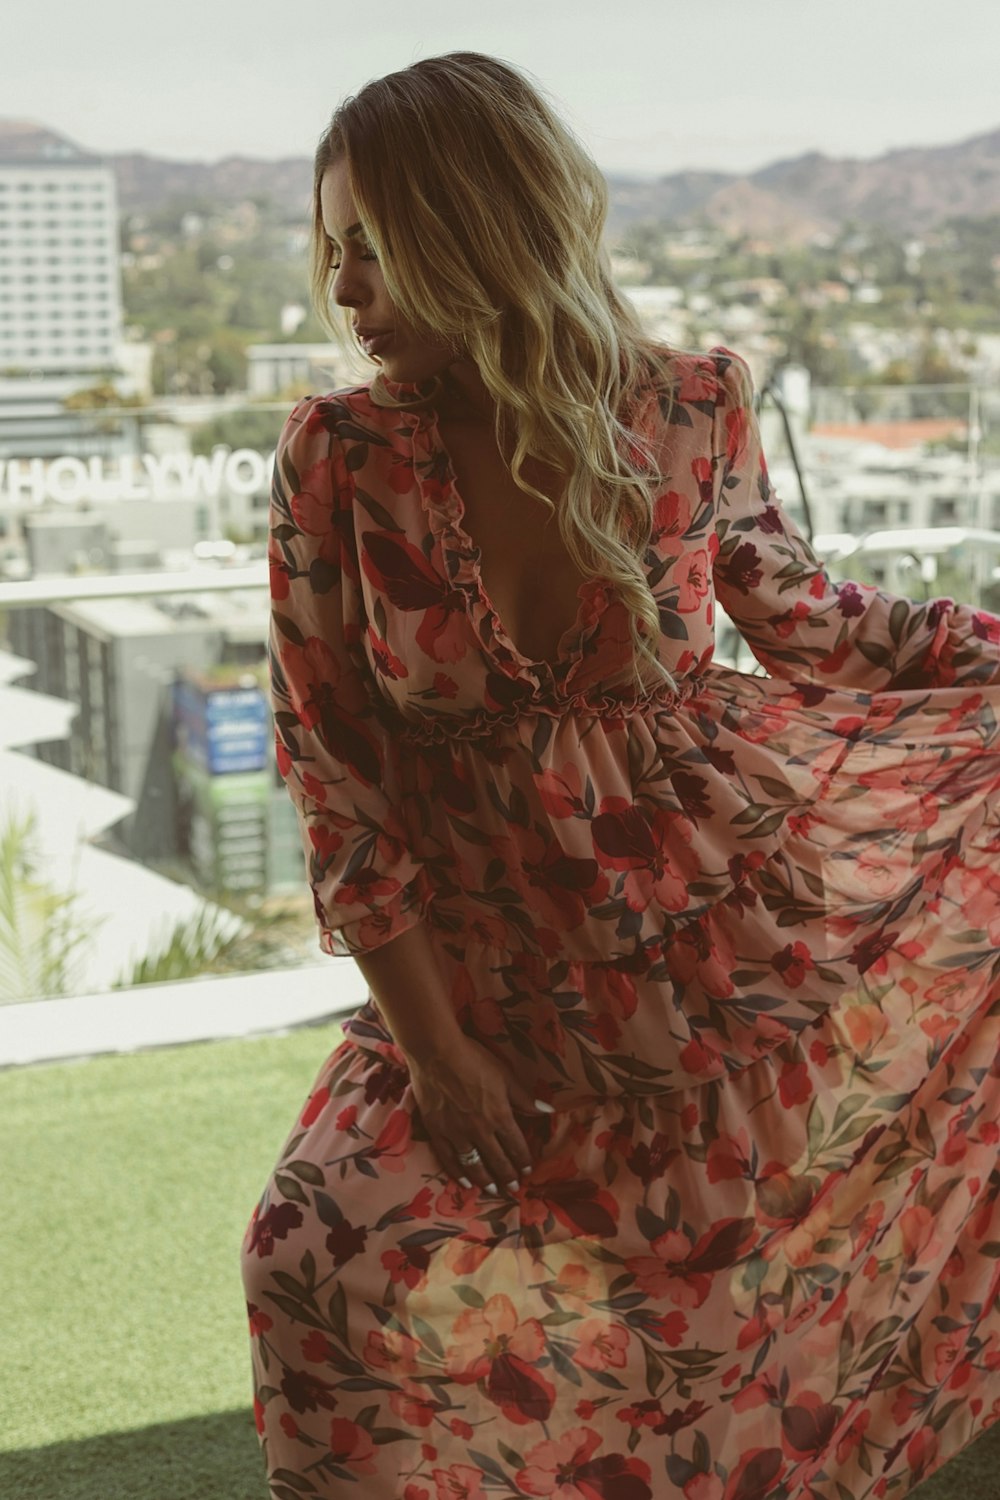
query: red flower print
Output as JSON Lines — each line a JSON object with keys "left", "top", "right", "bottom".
{"left": 404, "top": 1185, "right": 435, "bottom": 1219}
{"left": 835, "top": 1408, "right": 871, "bottom": 1466}
{"left": 652, "top": 488, "right": 693, "bottom": 541}
{"left": 329, "top": 1416, "right": 378, "bottom": 1477}
{"left": 370, "top": 1107, "right": 412, "bottom": 1171}
{"left": 500, "top": 823, "right": 609, "bottom": 932}
{"left": 684, "top": 1475, "right": 724, "bottom": 1500}
{"left": 626, "top": 1132, "right": 679, "bottom": 1186}
{"left": 288, "top": 456, "right": 336, "bottom": 534}
{"left": 388, "top": 1379, "right": 444, "bottom": 1428}
{"left": 573, "top": 1317, "right": 630, "bottom": 1372}
{"left": 281, "top": 1366, "right": 338, "bottom": 1414}
{"left": 246, "top": 1301, "right": 272, "bottom": 1336}
{"left": 678, "top": 357, "right": 719, "bottom": 407}
{"left": 446, "top": 1292, "right": 556, "bottom": 1425}
{"left": 367, "top": 622, "right": 409, "bottom": 682}
{"left": 301, "top": 1329, "right": 334, "bottom": 1363}
{"left": 362, "top": 529, "right": 470, "bottom": 665}
{"left": 430, "top": 1463, "right": 486, "bottom": 1500}
{"left": 777, "top": 1060, "right": 813, "bottom": 1108}
{"left": 722, "top": 1446, "right": 785, "bottom": 1500}
{"left": 899, "top": 1205, "right": 940, "bottom": 1264}
{"left": 382, "top": 1243, "right": 431, "bottom": 1290}
{"left": 248, "top": 375, "right": 1000, "bottom": 1500}
{"left": 248, "top": 1200, "right": 303, "bottom": 1258}
{"left": 279, "top": 633, "right": 341, "bottom": 733}
{"left": 691, "top": 453, "right": 714, "bottom": 504}
{"left": 517, "top": 1425, "right": 652, "bottom": 1498}
{"left": 905, "top": 1425, "right": 939, "bottom": 1483}
{"left": 300, "top": 1085, "right": 331, "bottom": 1126}
{"left": 647, "top": 1310, "right": 690, "bottom": 1347}
{"left": 754, "top": 1165, "right": 818, "bottom": 1229}
{"left": 323, "top": 1218, "right": 368, "bottom": 1267}
{"left": 705, "top": 1131, "right": 751, "bottom": 1184}
{"left": 715, "top": 540, "right": 763, "bottom": 596}
{"left": 536, "top": 761, "right": 588, "bottom": 818}
{"left": 591, "top": 799, "right": 700, "bottom": 916}
{"left": 771, "top": 941, "right": 814, "bottom": 989}
{"left": 521, "top": 1156, "right": 620, "bottom": 1238}
{"left": 267, "top": 535, "right": 290, "bottom": 601}
{"left": 365, "top": 1325, "right": 423, "bottom": 1376}
{"left": 675, "top": 549, "right": 710, "bottom": 613}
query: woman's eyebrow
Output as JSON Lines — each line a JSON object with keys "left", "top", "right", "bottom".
{"left": 327, "top": 221, "right": 365, "bottom": 243}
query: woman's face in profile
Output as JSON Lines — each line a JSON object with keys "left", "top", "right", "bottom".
{"left": 321, "top": 157, "right": 456, "bottom": 384}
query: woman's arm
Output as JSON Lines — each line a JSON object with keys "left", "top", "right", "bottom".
{"left": 268, "top": 396, "right": 436, "bottom": 956}
{"left": 709, "top": 345, "right": 1000, "bottom": 689}
{"left": 269, "top": 396, "right": 540, "bottom": 1195}
{"left": 351, "top": 918, "right": 462, "bottom": 1060}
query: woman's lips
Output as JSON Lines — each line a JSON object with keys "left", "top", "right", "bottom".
{"left": 359, "top": 332, "right": 393, "bottom": 356}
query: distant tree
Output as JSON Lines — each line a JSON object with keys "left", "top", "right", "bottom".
{"left": 190, "top": 407, "right": 283, "bottom": 457}
{"left": 64, "top": 382, "right": 144, "bottom": 410}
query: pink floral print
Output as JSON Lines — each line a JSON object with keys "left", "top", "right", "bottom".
{"left": 242, "top": 345, "right": 1000, "bottom": 1497}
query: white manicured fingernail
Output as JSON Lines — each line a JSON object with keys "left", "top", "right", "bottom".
{"left": 458, "top": 1176, "right": 472, "bottom": 1188}
{"left": 506, "top": 1180, "right": 519, "bottom": 1193}
{"left": 520, "top": 1165, "right": 531, "bottom": 1176}
{"left": 484, "top": 1183, "right": 498, "bottom": 1196}
{"left": 534, "top": 1098, "right": 555, "bottom": 1113}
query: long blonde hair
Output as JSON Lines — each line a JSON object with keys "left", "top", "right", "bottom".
{"left": 310, "top": 51, "right": 700, "bottom": 693}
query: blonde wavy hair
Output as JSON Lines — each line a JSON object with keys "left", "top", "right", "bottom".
{"left": 310, "top": 51, "right": 712, "bottom": 694}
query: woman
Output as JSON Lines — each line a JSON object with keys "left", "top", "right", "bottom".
{"left": 242, "top": 51, "right": 1000, "bottom": 1500}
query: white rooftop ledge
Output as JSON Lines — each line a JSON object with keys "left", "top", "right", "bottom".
{"left": 0, "top": 961, "right": 368, "bottom": 1068}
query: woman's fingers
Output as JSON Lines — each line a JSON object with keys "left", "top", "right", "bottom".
{"left": 432, "top": 1121, "right": 526, "bottom": 1196}
{"left": 405, "top": 1042, "right": 541, "bottom": 1196}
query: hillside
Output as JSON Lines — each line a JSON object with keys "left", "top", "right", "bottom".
{"left": 2, "top": 119, "right": 999, "bottom": 238}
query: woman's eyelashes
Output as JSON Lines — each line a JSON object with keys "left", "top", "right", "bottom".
{"left": 331, "top": 254, "right": 378, "bottom": 270}
{"left": 329, "top": 239, "right": 378, "bottom": 271}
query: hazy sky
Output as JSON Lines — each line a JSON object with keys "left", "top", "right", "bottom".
{"left": 4, "top": 0, "right": 999, "bottom": 177}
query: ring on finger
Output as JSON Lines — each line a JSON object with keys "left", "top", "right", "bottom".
{"left": 457, "top": 1146, "right": 482, "bottom": 1166}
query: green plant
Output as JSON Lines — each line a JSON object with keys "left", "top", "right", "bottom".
{"left": 0, "top": 806, "right": 95, "bottom": 1003}
{"left": 112, "top": 899, "right": 250, "bottom": 988}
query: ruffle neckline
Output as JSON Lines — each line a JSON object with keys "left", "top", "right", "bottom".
{"left": 379, "top": 372, "right": 608, "bottom": 692}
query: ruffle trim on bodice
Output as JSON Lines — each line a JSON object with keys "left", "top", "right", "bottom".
{"left": 370, "top": 670, "right": 710, "bottom": 747}
{"left": 405, "top": 403, "right": 610, "bottom": 690}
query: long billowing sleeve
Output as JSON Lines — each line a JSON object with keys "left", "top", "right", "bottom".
{"left": 709, "top": 344, "right": 1000, "bottom": 690}
{"left": 267, "top": 397, "right": 434, "bottom": 957}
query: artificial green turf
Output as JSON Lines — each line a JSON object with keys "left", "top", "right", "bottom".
{"left": 2, "top": 1020, "right": 999, "bottom": 1500}
{"left": 0, "top": 1022, "right": 343, "bottom": 1499}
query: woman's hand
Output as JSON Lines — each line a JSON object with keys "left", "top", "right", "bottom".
{"left": 406, "top": 1034, "right": 554, "bottom": 1196}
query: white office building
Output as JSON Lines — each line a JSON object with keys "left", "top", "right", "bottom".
{"left": 0, "top": 129, "right": 122, "bottom": 378}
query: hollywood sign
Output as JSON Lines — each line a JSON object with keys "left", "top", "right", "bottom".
{"left": 0, "top": 448, "right": 276, "bottom": 505}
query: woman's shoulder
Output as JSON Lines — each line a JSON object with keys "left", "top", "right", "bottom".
{"left": 274, "top": 380, "right": 400, "bottom": 456}
{"left": 643, "top": 340, "right": 744, "bottom": 390}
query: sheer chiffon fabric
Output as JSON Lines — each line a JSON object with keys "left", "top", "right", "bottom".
{"left": 242, "top": 345, "right": 1000, "bottom": 1499}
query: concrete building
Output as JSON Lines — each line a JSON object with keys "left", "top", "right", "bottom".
{"left": 246, "top": 342, "right": 355, "bottom": 398}
{"left": 0, "top": 124, "right": 130, "bottom": 469}
{"left": 7, "top": 587, "right": 275, "bottom": 863}
{"left": 0, "top": 126, "right": 122, "bottom": 382}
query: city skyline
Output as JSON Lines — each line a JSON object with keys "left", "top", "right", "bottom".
{"left": 3, "top": 0, "right": 1000, "bottom": 179}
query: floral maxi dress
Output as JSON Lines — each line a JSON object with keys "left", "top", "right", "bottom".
{"left": 241, "top": 345, "right": 1000, "bottom": 1500}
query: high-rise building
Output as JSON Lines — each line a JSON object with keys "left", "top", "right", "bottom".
{"left": 0, "top": 124, "right": 125, "bottom": 466}
{"left": 0, "top": 123, "right": 122, "bottom": 380}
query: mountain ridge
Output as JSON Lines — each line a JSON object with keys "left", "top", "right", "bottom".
{"left": 2, "top": 118, "right": 999, "bottom": 238}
